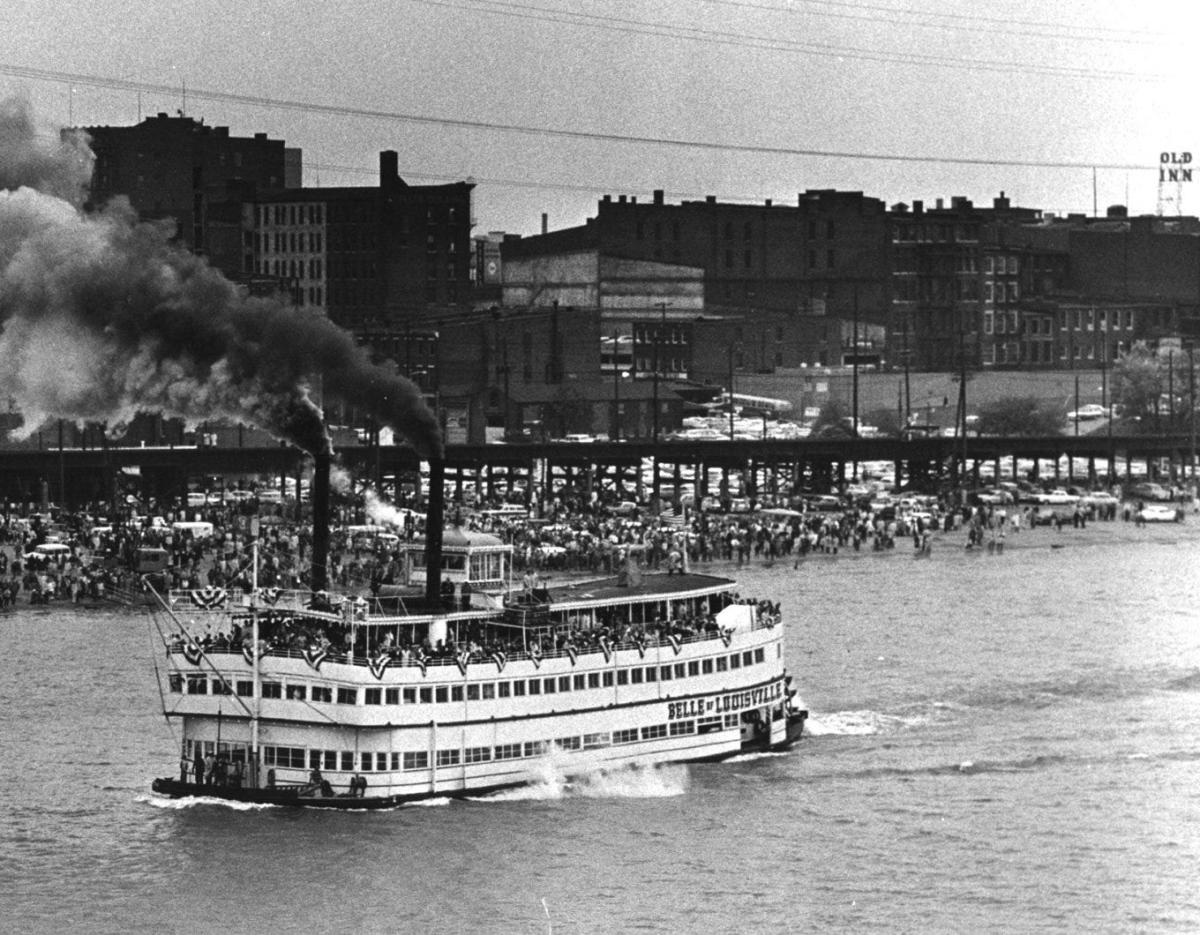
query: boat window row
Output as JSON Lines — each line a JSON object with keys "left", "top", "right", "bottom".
{"left": 253, "top": 715, "right": 741, "bottom": 774}
{"left": 171, "top": 648, "right": 769, "bottom": 701}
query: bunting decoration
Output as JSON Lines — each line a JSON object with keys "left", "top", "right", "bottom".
{"left": 720, "top": 627, "right": 734, "bottom": 647}
{"left": 353, "top": 597, "right": 370, "bottom": 620}
{"left": 668, "top": 633, "right": 682, "bottom": 655}
{"left": 368, "top": 651, "right": 391, "bottom": 680}
{"left": 565, "top": 643, "right": 578, "bottom": 666}
{"left": 764, "top": 612, "right": 777, "bottom": 629}
{"left": 456, "top": 649, "right": 471, "bottom": 676}
{"left": 305, "top": 590, "right": 333, "bottom": 610}
{"left": 189, "top": 586, "right": 227, "bottom": 609}
{"left": 259, "top": 587, "right": 283, "bottom": 606}
{"left": 183, "top": 640, "right": 203, "bottom": 665}
{"left": 599, "top": 636, "right": 612, "bottom": 663}
{"left": 635, "top": 636, "right": 647, "bottom": 658}
{"left": 491, "top": 650, "right": 507, "bottom": 673}
{"left": 241, "top": 642, "right": 256, "bottom": 666}
{"left": 414, "top": 651, "right": 428, "bottom": 677}
{"left": 530, "top": 645, "right": 543, "bottom": 669}
{"left": 303, "top": 645, "right": 328, "bottom": 671}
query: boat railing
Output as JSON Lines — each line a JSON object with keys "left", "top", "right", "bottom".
{"left": 171, "top": 611, "right": 782, "bottom": 673}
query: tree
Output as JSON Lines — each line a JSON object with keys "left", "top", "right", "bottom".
{"left": 810, "top": 399, "right": 856, "bottom": 439}
{"left": 1113, "top": 341, "right": 1163, "bottom": 432}
{"left": 975, "top": 396, "right": 1062, "bottom": 436}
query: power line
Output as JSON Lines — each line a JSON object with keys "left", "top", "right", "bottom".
{"left": 404, "top": 0, "right": 1170, "bottom": 82}
{"left": 1, "top": 62, "right": 1154, "bottom": 171}
{"left": 698, "top": 0, "right": 1173, "bottom": 43}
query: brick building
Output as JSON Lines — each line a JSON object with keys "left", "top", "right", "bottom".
{"left": 83, "top": 113, "right": 300, "bottom": 280}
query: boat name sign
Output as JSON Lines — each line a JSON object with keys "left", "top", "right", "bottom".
{"left": 667, "top": 680, "right": 785, "bottom": 721}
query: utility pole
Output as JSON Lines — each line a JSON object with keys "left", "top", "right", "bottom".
{"left": 612, "top": 330, "right": 622, "bottom": 442}
{"left": 851, "top": 285, "right": 860, "bottom": 437}
{"left": 902, "top": 316, "right": 911, "bottom": 424}
{"left": 727, "top": 344, "right": 736, "bottom": 441}
{"left": 652, "top": 302, "right": 669, "bottom": 443}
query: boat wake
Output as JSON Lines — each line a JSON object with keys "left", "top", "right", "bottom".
{"left": 471, "top": 759, "right": 689, "bottom": 802}
{"left": 723, "top": 751, "right": 792, "bottom": 763}
{"left": 136, "top": 793, "right": 278, "bottom": 812}
{"left": 804, "top": 709, "right": 928, "bottom": 736}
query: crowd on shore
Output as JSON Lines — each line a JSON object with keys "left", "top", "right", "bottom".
{"left": 1, "top": 475, "right": 1196, "bottom": 609}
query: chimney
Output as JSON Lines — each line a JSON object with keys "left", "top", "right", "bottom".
{"left": 706, "top": 195, "right": 716, "bottom": 204}
{"left": 653, "top": 189, "right": 664, "bottom": 205}
{"left": 993, "top": 191, "right": 1011, "bottom": 210}
{"left": 541, "top": 213, "right": 548, "bottom": 235}
{"left": 765, "top": 199, "right": 772, "bottom": 207}
{"left": 935, "top": 198, "right": 944, "bottom": 210}
{"left": 423, "top": 459, "right": 446, "bottom": 607}
{"left": 1107, "top": 204, "right": 1128, "bottom": 218}
{"left": 310, "top": 450, "right": 331, "bottom": 592}
{"left": 913, "top": 200, "right": 923, "bottom": 214}
{"left": 618, "top": 195, "right": 627, "bottom": 203}
{"left": 380, "top": 150, "right": 399, "bottom": 187}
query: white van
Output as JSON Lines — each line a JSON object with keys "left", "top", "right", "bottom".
{"left": 171, "top": 521, "right": 214, "bottom": 539}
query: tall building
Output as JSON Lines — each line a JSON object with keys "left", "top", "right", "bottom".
{"left": 83, "top": 113, "right": 299, "bottom": 280}
{"left": 502, "top": 189, "right": 891, "bottom": 325}
{"left": 252, "top": 151, "right": 474, "bottom": 330}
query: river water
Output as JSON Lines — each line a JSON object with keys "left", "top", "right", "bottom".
{"left": 3, "top": 518, "right": 1200, "bottom": 934}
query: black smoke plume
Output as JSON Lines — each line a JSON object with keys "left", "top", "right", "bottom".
{"left": 0, "top": 97, "right": 442, "bottom": 459}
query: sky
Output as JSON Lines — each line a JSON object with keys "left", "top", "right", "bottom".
{"left": 1, "top": 0, "right": 1197, "bottom": 237}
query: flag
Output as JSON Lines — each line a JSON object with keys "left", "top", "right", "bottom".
{"left": 259, "top": 587, "right": 282, "bottom": 606}
{"left": 413, "top": 650, "right": 428, "bottom": 677}
{"left": 189, "top": 586, "right": 227, "bottom": 609}
{"left": 456, "top": 649, "right": 471, "bottom": 676}
{"left": 660, "top": 506, "right": 685, "bottom": 528}
{"left": 241, "top": 643, "right": 255, "bottom": 666}
{"left": 491, "top": 650, "right": 507, "bottom": 673}
{"left": 599, "top": 636, "right": 611, "bottom": 663}
{"left": 530, "top": 645, "right": 542, "bottom": 668}
{"left": 183, "top": 640, "right": 203, "bottom": 665}
{"left": 635, "top": 636, "right": 647, "bottom": 658}
{"left": 303, "top": 645, "right": 328, "bottom": 671}
{"left": 566, "top": 644, "right": 578, "bottom": 666}
{"left": 720, "top": 627, "right": 733, "bottom": 647}
{"left": 668, "top": 633, "right": 682, "bottom": 655}
{"left": 369, "top": 652, "right": 391, "bottom": 680}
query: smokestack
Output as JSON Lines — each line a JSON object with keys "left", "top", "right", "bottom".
{"left": 310, "top": 449, "right": 331, "bottom": 592}
{"left": 423, "top": 459, "right": 445, "bottom": 607}
{"left": 541, "top": 212, "right": 548, "bottom": 235}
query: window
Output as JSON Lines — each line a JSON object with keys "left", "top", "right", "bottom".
{"left": 186, "top": 675, "right": 207, "bottom": 695}
{"left": 602, "top": 671, "right": 614, "bottom": 687}
{"left": 716, "top": 656, "right": 728, "bottom": 672}
{"left": 262, "top": 681, "right": 282, "bottom": 699}
{"left": 613, "top": 728, "right": 639, "bottom": 744}
{"left": 286, "top": 684, "right": 307, "bottom": 701}
{"left": 364, "top": 688, "right": 381, "bottom": 705}
{"left": 495, "top": 743, "right": 521, "bottom": 760}
{"left": 435, "top": 687, "right": 448, "bottom": 703}
{"left": 436, "top": 750, "right": 460, "bottom": 767}
{"left": 466, "top": 684, "right": 480, "bottom": 701}
{"left": 617, "top": 669, "right": 629, "bottom": 685}
{"left": 385, "top": 688, "right": 400, "bottom": 705}
{"left": 528, "top": 679, "right": 541, "bottom": 695}
{"left": 336, "top": 687, "right": 356, "bottom": 705}
{"left": 498, "top": 682, "right": 511, "bottom": 698}
{"left": 465, "top": 747, "right": 491, "bottom": 764}
{"left": 701, "top": 659, "right": 714, "bottom": 674}
{"left": 724, "top": 714, "right": 740, "bottom": 729}
{"left": 451, "top": 686, "right": 464, "bottom": 702}
{"left": 670, "top": 721, "right": 695, "bottom": 736}
{"left": 641, "top": 724, "right": 667, "bottom": 740}
{"left": 573, "top": 674, "right": 586, "bottom": 691}
{"left": 556, "top": 736, "right": 581, "bottom": 751}
{"left": 168, "top": 674, "right": 183, "bottom": 693}
{"left": 543, "top": 678, "right": 556, "bottom": 694}
{"left": 481, "top": 683, "right": 496, "bottom": 700}
{"left": 340, "top": 751, "right": 354, "bottom": 771}
{"left": 827, "top": 249, "right": 835, "bottom": 268}
{"left": 754, "top": 648, "right": 765, "bottom": 663}
{"left": 311, "top": 685, "right": 332, "bottom": 703}
{"left": 645, "top": 666, "right": 657, "bottom": 682}
{"left": 631, "top": 668, "right": 644, "bottom": 684}
{"left": 742, "top": 651, "right": 754, "bottom": 667}
{"left": 729, "top": 654, "right": 741, "bottom": 670}
{"left": 588, "top": 673, "right": 601, "bottom": 688}
{"left": 583, "top": 733, "right": 611, "bottom": 750}
{"left": 674, "top": 663, "right": 686, "bottom": 679}
{"left": 660, "top": 666, "right": 673, "bottom": 681}
{"left": 361, "top": 752, "right": 373, "bottom": 771}
{"left": 524, "top": 741, "right": 549, "bottom": 758}
{"left": 403, "top": 752, "right": 429, "bottom": 770}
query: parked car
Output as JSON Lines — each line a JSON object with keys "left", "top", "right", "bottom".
{"left": 1138, "top": 503, "right": 1183, "bottom": 522}
{"left": 1128, "top": 482, "right": 1172, "bottom": 502}
{"left": 1067, "top": 404, "right": 1109, "bottom": 421}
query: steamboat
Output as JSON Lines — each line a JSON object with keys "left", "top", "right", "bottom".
{"left": 149, "top": 459, "right": 806, "bottom": 808}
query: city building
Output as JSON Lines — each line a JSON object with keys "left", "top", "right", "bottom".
{"left": 82, "top": 113, "right": 300, "bottom": 281}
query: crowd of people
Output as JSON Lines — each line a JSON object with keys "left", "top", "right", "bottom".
{"left": 1, "top": 474, "right": 1195, "bottom": 611}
